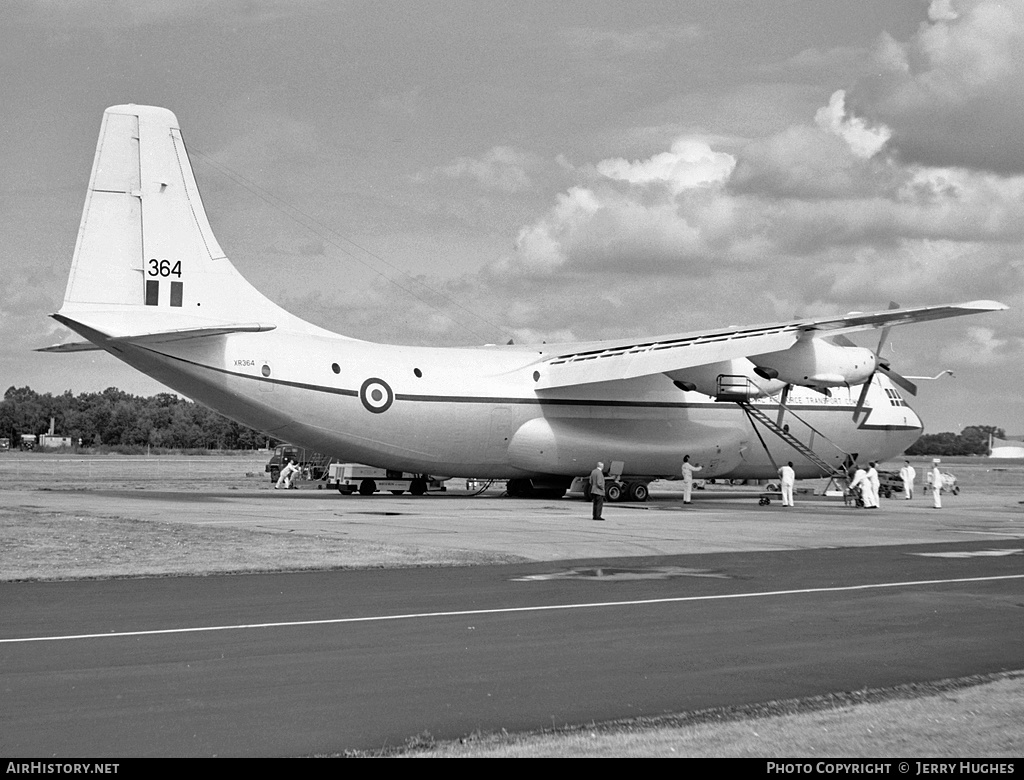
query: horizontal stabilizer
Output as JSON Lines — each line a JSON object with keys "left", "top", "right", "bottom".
{"left": 35, "top": 340, "right": 103, "bottom": 353}
{"left": 38, "top": 317, "right": 276, "bottom": 353}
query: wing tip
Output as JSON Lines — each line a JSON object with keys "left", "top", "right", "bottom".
{"left": 961, "top": 299, "right": 1009, "bottom": 312}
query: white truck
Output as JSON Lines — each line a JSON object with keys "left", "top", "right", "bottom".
{"left": 327, "top": 463, "right": 448, "bottom": 496}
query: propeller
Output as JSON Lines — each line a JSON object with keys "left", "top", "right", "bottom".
{"left": 843, "top": 302, "right": 918, "bottom": 421}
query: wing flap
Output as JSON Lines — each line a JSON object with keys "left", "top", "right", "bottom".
{"left": 535, "top": 329, "right": 798, "bottom": 389}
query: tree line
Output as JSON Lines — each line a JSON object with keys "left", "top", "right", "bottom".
{"left": 1, "top": 386, "right": 270, "bottom": 450}
{"left": 1, "top": 384, "right": 1007, "bottom": 456}
{"left": 903, "top": 425, "right": 1005, "bottom": 457}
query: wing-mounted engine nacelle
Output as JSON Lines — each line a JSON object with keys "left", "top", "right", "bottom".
{"left": 751, "top": 338, "right": 878, "bottom": 391}
{"left": 664, "top": 359, "right": 787, "bottom": 399}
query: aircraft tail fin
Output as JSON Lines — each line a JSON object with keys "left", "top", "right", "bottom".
{"left": 56, "top": 104, "right": 328, "bottom": 343}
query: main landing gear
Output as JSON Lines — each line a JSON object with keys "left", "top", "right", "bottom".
{"left": 584, "top": 480, "right": 651, "bottom": 503}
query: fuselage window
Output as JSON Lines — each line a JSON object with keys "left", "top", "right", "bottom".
{"left": 332, "top": 363, "right": 341, "bottom": 374}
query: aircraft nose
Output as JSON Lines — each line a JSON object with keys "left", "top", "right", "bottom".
{"left": 906, "top": 403, "right": 924, "bottom": 433}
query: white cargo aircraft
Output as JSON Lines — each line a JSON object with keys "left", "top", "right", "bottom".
{"left": 42, "top": 105, "right": 1007, "bottom": 499}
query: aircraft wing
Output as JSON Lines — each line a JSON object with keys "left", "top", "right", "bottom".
{"left": 533, "top": 300, "right": 1007, "bottom": 389}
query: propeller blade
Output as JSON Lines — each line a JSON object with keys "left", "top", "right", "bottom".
{"left": 878, "top": 364, "right": 918, "bottom": 396}
{"left": 875, "top": 301, "right": 900, "bottom": 356}
{"left": 853, "top": 375, "right": 873, "bottom": 422}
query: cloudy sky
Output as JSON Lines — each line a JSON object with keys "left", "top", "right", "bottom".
{"left": 2, "top": 0, "right": 1021, "bottom": 434}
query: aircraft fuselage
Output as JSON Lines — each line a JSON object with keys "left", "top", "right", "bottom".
{"left": 112, "top": 329, "right": 922, "bottom": 481}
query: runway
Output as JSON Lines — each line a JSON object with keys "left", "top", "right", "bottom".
{"left": 3, "top": 539, "right": 1023, "bottom": 756}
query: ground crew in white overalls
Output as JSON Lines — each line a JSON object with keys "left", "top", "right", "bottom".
{"left": 778, "top": 461, "right": 796, "bottom": 507}
{"left": 866, "top": 462, "right": 881, "bottom": 508}
{"left": 681, "top": 455, "right": 702, "bottom": 504}
{"left": 848, "top": 465, "right": 870, "bottom": 507}
{"left": 275, "top": 458, "right": 300, "bottom": 490}
{"left": 926, "top": 459, "right": 943, "bottom": 508}
{"left": 899, "top": 460, "right": 916, "bottom": 500}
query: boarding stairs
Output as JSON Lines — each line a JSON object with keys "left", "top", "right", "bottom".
{"left": 305, "top": 450, "right": 335, "bottom": 480}
{"left": 716, "top": 375, "right": 849, "bottom": 477}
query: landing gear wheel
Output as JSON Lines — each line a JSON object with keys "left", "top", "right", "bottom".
{"left": 358, "top": 479, "right": 376, "bottom": 495}
{"left": 606, "top": 483, "right": 623, "bottom": 502}
{"left": 410, "top": 478, "right": 427, "bottom": 496}
{"left": 506, "top": 478, "right": 531, "bottom": 497}
{"left": 759, "top": 497, "right": 770, "bottom": 506}
{"left": 627, "top": 482, "right": 649, "bottom": 502}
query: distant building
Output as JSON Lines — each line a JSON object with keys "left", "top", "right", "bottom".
{"left": 38, "top": 434, "right": 73, "bottom": 449}
{"left": 990, "top": 435, "right": 1024, "bottom": 459}
{"left": 37, "top": 417, "right": 73, "bottom": 449}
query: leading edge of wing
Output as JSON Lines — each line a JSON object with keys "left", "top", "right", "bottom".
{"left": 533, "top": 299, "right": 1008, "bottom": 389}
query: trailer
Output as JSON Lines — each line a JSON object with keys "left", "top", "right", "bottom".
{"left": 327, "top": 463, "right": 447, "bottom": 496}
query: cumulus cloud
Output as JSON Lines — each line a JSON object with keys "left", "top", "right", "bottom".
{"left": 850, "top": 0, "right": 1024, "bottom": 173}
{"left": 508, "top": 187, "right": 601, "bottom": 271}
{"left": 494, "top": 72, "right": 1024, "bottom": 325}
{"left": 814, "top": 90, "right": 891, "bottom": 159}
{"left": 596, "top": 138, "right": 735, "bottom": 193}
{"left": 928, "top": 0, "right": 960, "bottom": 22}
{"left": 436, "top": 146, "right": 534, "bottom": 193}
{"left": 939, "top": 326, "right": 1017, "bottom": 365}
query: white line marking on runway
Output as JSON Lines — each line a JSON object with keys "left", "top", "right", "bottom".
{"left": 957, "top": 530, "right": 1024, "bottom": 538}
{"left": 3, "top": 574, "right": 1023, "bottom": 644}
{"left": 912, "top": 549, "right": 1022, "bottom": 558}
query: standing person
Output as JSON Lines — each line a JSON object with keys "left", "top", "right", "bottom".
{"left": 778, "top": 461, "right": 796, "bottom": 507}
{"left": 926, "top": 459, "right": 943, "bottom": 508}
{"left": 275, "top": 458, "right": 300, "bottom": 490}
{"left": 899, "top": 460, "right": 916, "bottom": 500}
{"left": 848, "top": 464, "right": 869, "bottom": 508}
{"left": 589, "top": 461, "right": 606, "bottom": 521}
{"left": 866, "top": 462, "right": 881, "bottom": 508}
{"left": 681, "top": 455, "right": 702, "bottom": 504}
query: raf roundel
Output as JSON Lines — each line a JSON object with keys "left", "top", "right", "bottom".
{"left": 359, "top": 377, "right": 394, "bottom": 414}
